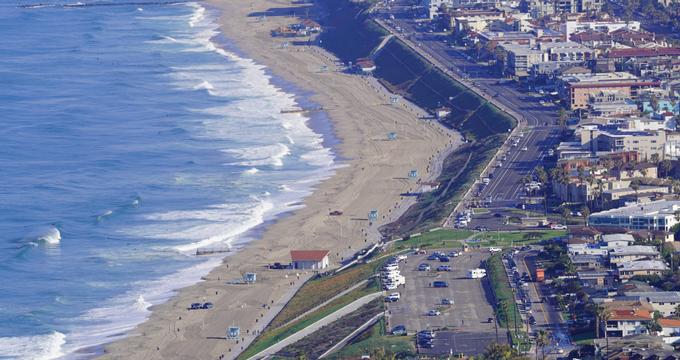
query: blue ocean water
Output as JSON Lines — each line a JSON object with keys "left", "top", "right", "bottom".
{"left": 0, "top": 1, "right": 335, "bottom": 358}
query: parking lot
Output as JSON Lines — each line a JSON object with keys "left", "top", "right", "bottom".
{"left": 386, "top": 250, "right": 497, "bottom": 347}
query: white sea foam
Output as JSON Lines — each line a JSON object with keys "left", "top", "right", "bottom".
{"left": 243, "top": 167, "right": 259, "bottom": 175}
{"left": 25, "top": 226, "right": 61, "bottom": 245}
{"left": 225, "top": 143, "right": 291, "bottom": 167}
{"left": 61, "top": 257, "right": 221, "bottom": 357}
{"left": 0, "top": 331, "right": 66, "bottom": 360}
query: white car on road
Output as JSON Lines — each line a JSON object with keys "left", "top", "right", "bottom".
{"left": 427, "top": 310, "right": 441, "bottom": 316}
{"left": 489, "top": 247, "right": 502, "bottom": 253}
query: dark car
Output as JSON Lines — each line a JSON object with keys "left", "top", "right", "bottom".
{"left": 432, "top": 281, "right": 449, "bottom": 288}
{"left": 189, "top": 303, "right": 202, "bottom": 310}
{"left": 438, "top": 256, "right": 450, "bottom": 262}
{"left": 201, "top": 302, "right": 214, "bottom": 309}
{"left": 269, "top": 262, "right": 288, "bottom": 269}
{"left": 392, "top": 325, "right": 407, "bottom": 336}
{"left": 427, "top": 254, "right": 440, "bottom": 261}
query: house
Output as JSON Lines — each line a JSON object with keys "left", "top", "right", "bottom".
{"left": 568, "top": 243, "right": 608, "bottom": 256}
{"left": 624, "top": 292, "right": 680, "bottom": 316}
{"left": 617, "top": 260, "right": 669, "bottom": 279}
{"left": 355, "top": 58, "right": 376, "bottom": 73}
{"left": 571, "top": 254, "right": 607, "bottom": 271}
{"left": 658, "top": 318, "right": 680, "bottom": 337}
{"left": 609, "top": 245, "right": 660, "bottom": 264}
{"left": 601, "top": 233, "right": 635, "bottom": 248}
{"left": 602, "top": 300, "right": 654, "bottom": 337}
{"left": 290, "top": 250, "right": 330, "bottom": 270}
{"left": 578, "top": 270, "right": 614, "bottom": 288}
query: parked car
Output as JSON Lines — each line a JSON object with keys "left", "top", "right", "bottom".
{"left": 448, "top": 251, "right": 460, "bottom": 257}
{"left": 201, "top": 302, "right": 214, "bottom": 309}
{"left": 427, "top": 309, "right": 441, "bottom": 316}
{"left": 392, "top": 325, "right": 407, "bottom": 336}
{"left": 419, "top": 263, "right": 431, "bottom": 271}
{"left": 436, "top": 265, "right": 452, "bottom": 272}
{"left": 438, "top": 256, "right": 450, "bottom": 262}
{"left": 432, "top": 281, "right": 449, "bottom": 288}
{"left": 442, "top": 298, "right": 454, "bottom": 305}
{"left": 550, "top": 223, "right": 567, "bottom": 230}
{"left": 189, "top": 303, "right": 202, "bottom": 310}
{"left": 489, "top": 247, "right": 502, "bottom": 253}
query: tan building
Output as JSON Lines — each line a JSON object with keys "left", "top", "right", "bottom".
{"left": 559, "top": 72, "right": 660, "bottom": 109}
{"left": 578, "top": 124, "right": 666, "bottom": 161}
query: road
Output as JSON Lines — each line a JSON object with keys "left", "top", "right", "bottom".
{"left": 515, "top": 251, "right": 574, "bottom": 357}
{"left": 373, "top": 6, "right": 563, "bottom": 220}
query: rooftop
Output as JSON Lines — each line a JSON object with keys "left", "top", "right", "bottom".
{"left": 290, "top": 250, "right": 330, "bottom": 262}
{"left": 658, "top": 318, "right": 680, "bottom": 327}
{"left": 589, "top": 200, "right": 680, "bottom": 219}
{"left": 601, "top": 233, "right": 635, "bottom": 243}
{"left": 608, "top": 47, "right": 680, "bottom": 58}
{"left": 560, "top": 71, "right": 639, "bottom": 84}
{"left": 610, "top": 245, "right": 659, "bottom": 256}
{"left": 624, "top": 291, "right": 680, "bottom": 303}
{"left": 618, "top": 260, "right": 669, "bottom": 272}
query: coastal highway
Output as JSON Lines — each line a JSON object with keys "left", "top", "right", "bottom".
{"left": 375, "top": 12, "right": 563, "bottom": 210}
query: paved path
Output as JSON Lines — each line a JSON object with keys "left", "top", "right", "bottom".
{"left": 246, "top": 292, "right": 383, "bottom": 360}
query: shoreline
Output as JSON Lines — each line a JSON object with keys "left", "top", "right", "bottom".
{"left": 100, "top": 0, "right": 460, "bottom": 358}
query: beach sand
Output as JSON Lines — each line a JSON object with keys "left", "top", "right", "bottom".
{"left": 100, "top": 0, "right": 459, "bottom": 358}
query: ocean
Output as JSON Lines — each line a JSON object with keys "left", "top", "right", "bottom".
{"left": 0, "top": 1, "right": 335, "bottom": 358}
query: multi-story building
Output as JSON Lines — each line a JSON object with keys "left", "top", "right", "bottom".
{"left": 540, "top": 41, "right": 595, "bottom": 62}
{"left": 609, "top": 245, "right": 660, "bottom": 264}
{"left": 449, "top": 9, "right": 507, "bottom": 33}
{"left": 423, "top": 0, "right": 499, "bottom": 18}
{"left": 558, "top": 72, "right": 660, "bottom": 109}
{"left": 602, "top": 301, "right": 654, "bottom": 337}
{"left": 561, "top": 20, "right": 641, "bottom": 38}
{"left": 623, "top": 292, "right": 680, "bottom": 317}
{"left": 502, "top": 44, "right": 548, "bottom": 77}
{"left": 588, "top": 200, "right": 680, "bottom": 232}
{"left": 578, "top": 124, "right": 666, "bottom": 160}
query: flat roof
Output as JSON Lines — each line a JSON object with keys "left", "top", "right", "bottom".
{"left": 624, "top": 291, "right": 680, "bottom": 303}
{"left": 601, "top": 233, "right": 635, "bottom": 242}
{"left": 610, "top": 245, "right": 659, "bottom": 256}
{"left": 589, "top": 200, "right": 680, "bottom": 219}
{"left": 618, "top": 260, "right": 668, "bottom": 271}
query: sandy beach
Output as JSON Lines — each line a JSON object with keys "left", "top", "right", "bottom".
{"left": 100, "top": 0, "right": 459, "bottom": 358}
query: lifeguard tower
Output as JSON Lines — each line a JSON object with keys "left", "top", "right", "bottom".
{"left": 227, "top": 326, "right": 240, "bottom": 340}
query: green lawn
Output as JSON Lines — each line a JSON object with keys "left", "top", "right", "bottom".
{"left": 395, "top": 229, "right": 565, "bottom": 250}
{"left": 238, "top": 280, "right": 380, "bottom": 360}
{"left": 486, "top": 254, "right": 522, "bottom": 330}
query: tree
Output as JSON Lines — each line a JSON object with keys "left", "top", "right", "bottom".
{"left": 581, "top": 205, "right": 590, "bottom": 225}
{"left": 650, "top": 153, "right": 660, "bottom": 164}
{"left": 675, "top": 303, "right": 680, "bottom": 316}
{"left": 535, "top": 329, "right": 550, "bottom": 360}
{"left": 558, "top": 108, "right": 568, "bottom": 131}
{"left": 561, "top": 207, "right": 571, "bottom": 225}
{"left": 630, "top": 179, "right": 642, "bottom": 203}
{"left": 661, "top": 160, "right": 673, "bottom": 178}
{"left": 482, "top": 342, "right": 527, "bottom": 360}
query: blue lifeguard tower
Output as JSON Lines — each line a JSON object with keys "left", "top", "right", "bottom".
{"left": 368, "top": 209, "right": 378, "bottom": 222}
{"left": 227, "top": 326, "right": 240, "bottom": 340}
{"left": 244, "top": 272, "right": 257, "bottom": 284}
{"left": 387, "top": 132, "right": 397, "bottom": 141}
{"left": 409, "top": 169, "right": 418, "bottom": 179}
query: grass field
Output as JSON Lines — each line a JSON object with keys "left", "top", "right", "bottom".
{"left": 394, "top": 228, "right": 565, "bottom": 250}
{"left": 238, "top": 279, "right": 380, "bottom": 360}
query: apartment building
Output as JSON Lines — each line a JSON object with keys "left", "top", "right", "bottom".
{"left": 617, "top": 260, "right": 669, "bottom": 279}
{"left": 624, "top": 291, "right": 680, "bottom": 317}
{"left": 578, "top": 124, "right": 666, "bottom": 160}
{"left": 540, "top": 41, "right": 595, "bottom": 62}
{"left": 561, "top": 20, "right": 641, "bottom": 38}
{"left": 609, "top": 245, "right": 660, "bottom": 264}
{"left": 502, "top": 44, "right": 548, "bottom": 77}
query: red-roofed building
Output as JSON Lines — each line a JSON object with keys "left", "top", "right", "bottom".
{"left": 608, "top": 47, "right": 680, "bottom": 59}
{"left": 658, "top": 318, "right": 680, "bottom": 337}
{"left": 603, "top": 301, "right": 654, "bottom": 337}
{"left": 290, "top": 250, "right": 330, "bottom": 270}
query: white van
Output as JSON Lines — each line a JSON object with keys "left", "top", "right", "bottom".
{"left": 468, "top": 268, "right": 487, "bottom": 279}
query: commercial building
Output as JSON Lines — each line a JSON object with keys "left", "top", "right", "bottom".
{"left": 578, "top": 124, "right": 666, "bottom": 161}
{"left": 540, "top": 41, "right": 595, "bottom": 62}
{"left": 588, "top": 200, "right": 680, "bottom": 232}
{"left": 558, "top": 72, "right": 659, "bottom": 109}
{"left": 561, "top": 20, "right": 641, "bottom": 38}
{"left": 290, "top": 250, "right": 330, "bottom": 270}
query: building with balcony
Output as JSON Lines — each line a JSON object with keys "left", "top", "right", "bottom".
{"left": 588, "top": 200, "right": 680, "bottom": 232}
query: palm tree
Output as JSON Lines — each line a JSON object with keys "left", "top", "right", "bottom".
{"left": 630, "top": 179, "right": 641, "bottom": 203}
{"left": 581, "top": 205, "right": 590, "bottom": 226}
{"left": 675, "top": 303, "right": 680, "bottom": 316}
{"left": 535, "top": 329, "right": 550, "bottom": 360}
{"left": 591, "top": 304, "right": 606, "bottom": 339}
{"left": 650, "top": 153, "right": 660, "bottom": 164}
{"left": 661, "top": 160, "right": 673, "bottom": 178}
